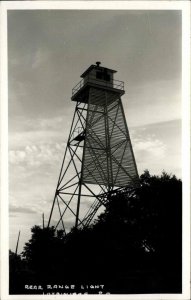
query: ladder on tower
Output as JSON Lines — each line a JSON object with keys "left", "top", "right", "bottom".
{"left": 80, "top": 191, "right": 111, "bottom": 228}
{"left": 80, "top": 198, "right": 102, "bottom": 228}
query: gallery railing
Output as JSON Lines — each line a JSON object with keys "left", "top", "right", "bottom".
{"left": 72, "top": 75, "right": 124, "bottom": 96}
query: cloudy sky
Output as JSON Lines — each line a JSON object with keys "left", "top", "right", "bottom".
{"left": 8, "top": 9, "right": 182, "bottom": 252}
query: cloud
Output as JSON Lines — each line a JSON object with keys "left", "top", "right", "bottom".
{"left": 132, "top": 134, "right": 167, "bottom": 176}
{"left": 9, "top": 142, "right": 67, "bottom": 167}
{"left": 9, "top": 115, "right": 72, "bottom": 153}
{"left": 123, "top": 78, "right": 181, "bottom": 128}
{"left": 9, "top": 115, "right": 70, "bottom": 133}
{"left": 133, "top": 136, "right": 166, "bottom": 158}
{"left": 10, "top": 204, "right": 36, "bottom": 215}
{"left": 8, "top": 10, "right": 181, "bottom": 123}
{"left": 130, "top": 119, "right": 181, "bottom": 178}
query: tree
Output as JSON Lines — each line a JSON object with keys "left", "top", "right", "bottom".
{"left": 10, "top": 171, "right": 182, "bottom": 294}
{"left": 22, "top": 226, "right": 57, "bottom": 272}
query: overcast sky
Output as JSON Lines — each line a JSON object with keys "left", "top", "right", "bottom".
{"left": 8, "top": 9, "right": 182, "bottom": 252}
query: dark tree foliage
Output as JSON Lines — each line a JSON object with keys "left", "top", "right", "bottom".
{"left": 22, "top": 226, "right": 56, "bottom": 271}
{"left": 9, "top": 171, "right": 182, "bottom": 294}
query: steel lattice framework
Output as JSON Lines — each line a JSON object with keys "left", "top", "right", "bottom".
{"left": 48, "top": 63, "right": 139, "bottom": 233}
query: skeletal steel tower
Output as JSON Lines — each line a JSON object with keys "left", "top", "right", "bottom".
{"left": 48, "top": 62, "right": 139, "bottom": 233}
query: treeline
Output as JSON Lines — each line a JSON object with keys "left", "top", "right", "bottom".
{"left": 9, "top": 171, "right": 182, "bottom": 294}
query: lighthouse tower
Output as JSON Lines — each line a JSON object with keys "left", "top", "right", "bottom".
{"left": 48, "top": 62, "right": 139, "bottom": 233}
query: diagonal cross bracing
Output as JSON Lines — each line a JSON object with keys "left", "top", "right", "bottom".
{"left": 48, "top": 76, "right": 139, "bottom": 233}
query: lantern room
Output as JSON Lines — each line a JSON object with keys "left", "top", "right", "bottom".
{"left": 71, "top": 62, "right": 125, "bottom": 102}
{"left": 81, "top": 61, "right": 116, "bottom": 88}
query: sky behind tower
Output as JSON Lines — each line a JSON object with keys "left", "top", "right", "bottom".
{"left": 8, "top": 9, "right": 182, "bottom": 252}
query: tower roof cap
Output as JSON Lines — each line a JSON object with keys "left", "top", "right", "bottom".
{"left": 80, "top": 64, "right": 117, "bottom": 78}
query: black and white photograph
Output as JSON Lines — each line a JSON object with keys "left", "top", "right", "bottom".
{"left": 1, "top": 1, "right": 190, "bottom": 299}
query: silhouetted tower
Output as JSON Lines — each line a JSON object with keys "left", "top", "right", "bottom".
{"left": 48, "top": 62, "right": 139, "bottom": 233}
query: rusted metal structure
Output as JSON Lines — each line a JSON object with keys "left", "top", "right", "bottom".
{"left": 48, "top": 62, "right": 139, "bottom": 232}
